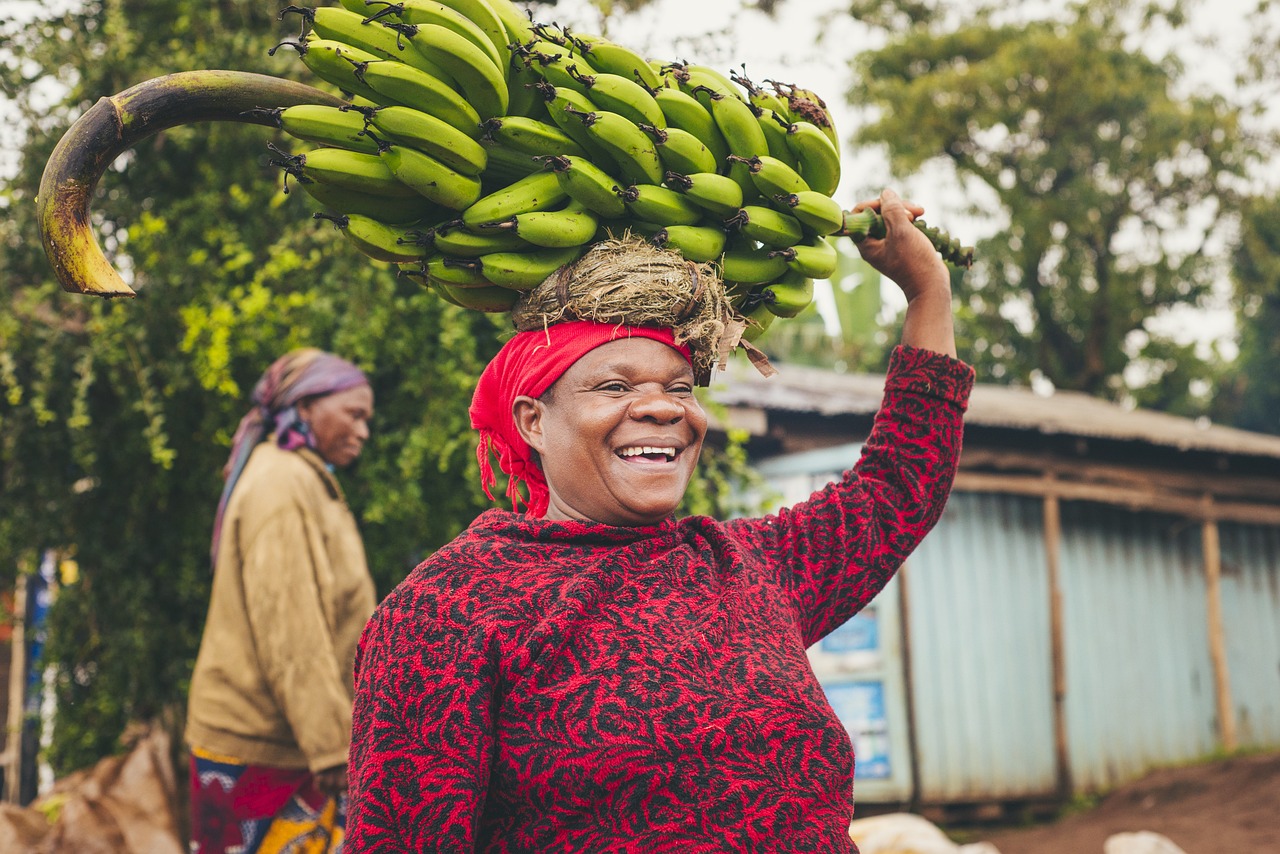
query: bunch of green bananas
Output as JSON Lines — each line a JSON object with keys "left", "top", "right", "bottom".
{"left": 266, "top": 0, "right": 973, "bottom": 328}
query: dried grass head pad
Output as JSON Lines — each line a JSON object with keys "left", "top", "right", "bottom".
{"left": 510, "top": 235, "right": 751, "bottom": 385}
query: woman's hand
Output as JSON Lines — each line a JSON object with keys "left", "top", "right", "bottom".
{"left": 314, "top": 763, "right": 349, "bottom": 798}
{"left": 852, "top": 188, "right": 957, "bottom": 358}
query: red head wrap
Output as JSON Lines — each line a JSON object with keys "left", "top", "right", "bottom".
{"left": 469, "top": 320, "right": 692, "bottom": 517}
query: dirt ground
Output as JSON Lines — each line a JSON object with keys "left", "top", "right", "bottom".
{"left": 962, "top": 750, "right": 1280, "bottom": 854}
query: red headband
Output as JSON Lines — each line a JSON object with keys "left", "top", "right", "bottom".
{"left": 469, "top": 321, "right": 692, "bottom": 517}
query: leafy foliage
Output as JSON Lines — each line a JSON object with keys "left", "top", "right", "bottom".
{"left": 0, "top": 0, "right": 757, "bottom": 774}
{"left": 1214, "top": 194, "right": 1280, "bottom": 434}
{"left": 850, "top": 0, "right": 1252, "bottom": 407}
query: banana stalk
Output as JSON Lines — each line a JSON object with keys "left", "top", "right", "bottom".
{"left": 838, "top": 209, "right": 975, "bottom": 270}
{"left": 37, "top": 70, "right": 342, "bottom": 297}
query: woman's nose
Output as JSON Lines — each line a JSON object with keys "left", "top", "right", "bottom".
{"left": 629, "top": 389, "right": 684, "bottom": 423}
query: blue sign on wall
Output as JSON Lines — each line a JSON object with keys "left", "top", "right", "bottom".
{"left": 821, "top": 607, "right": 879, "bottom": 655}
{"left": 824, "top": 680, "right": 892, "bottom": 780}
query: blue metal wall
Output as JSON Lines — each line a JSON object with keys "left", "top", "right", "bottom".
{"left": 904, "top": 491, "right": 1059, "bottom": 801}
{"left": 1219, "top": 523, "right": 1280, "bottom": 748}
{"left": 1056, "top": 503, "right": 1218, "bottom": 792}
{"left": 757, "top": 447, "right": 1280, "bottom": 803}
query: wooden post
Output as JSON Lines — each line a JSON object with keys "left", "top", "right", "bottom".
{"left": 1043, "top": 483, "right": 1072, "bottom": 799}
{"left": 1201, "top": 496, "right": 1237, "bottom": 752}
{"left": 897, "top": 562, "right": 923, "bottom": 811}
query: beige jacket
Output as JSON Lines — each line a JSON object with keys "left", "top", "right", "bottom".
{"left": 186, "top": 443, "right": 376, "bottom": 772}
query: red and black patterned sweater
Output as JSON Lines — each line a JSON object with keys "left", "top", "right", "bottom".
{"left": 348, "top": 346, "right": 974, "bottom": 852}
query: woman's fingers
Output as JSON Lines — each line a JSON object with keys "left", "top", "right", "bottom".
{"left": 853, "top": 189, "right": 924, "bottom": 219}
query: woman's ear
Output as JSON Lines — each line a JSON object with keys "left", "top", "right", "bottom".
{"left": 512, "top": 395, "right": 545, "bottom": 453}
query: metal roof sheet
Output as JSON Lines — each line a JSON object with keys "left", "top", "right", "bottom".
{"left": 708, "top": 360, "right": 1280, "bottom": 460}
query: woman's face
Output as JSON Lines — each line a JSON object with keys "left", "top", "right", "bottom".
{"left": 514, "top": 337, "right": 707, "bottom": 527}
{"left": 299, "top": 383, "right": 374, "bottom": 468}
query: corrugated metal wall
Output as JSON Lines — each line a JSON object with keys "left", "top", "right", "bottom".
{"left": 1219, "top": 523, "right": 1280, "bottom": 748}
{"left": 1056, "top": 503, "right": 1218, "bottom": 792}
{"left": 900, "top": 492, "right": 1059, "bottom": 801}
{"left": 760, "top": 450, "right": 1280, "bottom": 804}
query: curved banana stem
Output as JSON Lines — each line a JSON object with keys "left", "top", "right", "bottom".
{"left": 838, "top": 208, "right": 975, "bottom": 270}
{"left": 37, "top": 70, "right": 343, "bottom": 297}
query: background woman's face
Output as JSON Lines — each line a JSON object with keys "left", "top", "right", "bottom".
{"left": 516, "top": 338, "right": 707, "bottom": 527}
{"left": 299, "top": 384, "right": 374, "bottom": 468}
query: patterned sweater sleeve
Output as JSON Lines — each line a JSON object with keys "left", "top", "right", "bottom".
{"left": 728, "top": 345, "right": 975, "bottom": 646}
{"left": 346, "top": 569, "right": 498, "bottom": 852}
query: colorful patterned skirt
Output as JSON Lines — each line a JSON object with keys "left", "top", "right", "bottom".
{"left": 189, "top": 747, "right": 344, "bottom": 854}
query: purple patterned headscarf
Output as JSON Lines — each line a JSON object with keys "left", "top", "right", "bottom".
{"left": 211, "top": 348, "right": 369, "bottom": 568}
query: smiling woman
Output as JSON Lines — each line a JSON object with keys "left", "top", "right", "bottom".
{"left": 347, "top": 192, "right": 974, "bottom": 853}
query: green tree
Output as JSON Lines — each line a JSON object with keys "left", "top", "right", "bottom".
{"left": 849, "top": 0, "right": 1252, "bottom": 408}
{"left": 1, "top": 0, "right": 755, "bottom": 775}
{"left": 1213, "top": 194, "right": 1280, "bottom": 434}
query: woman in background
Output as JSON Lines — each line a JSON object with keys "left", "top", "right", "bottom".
{"left": 187, "top": 348, "right": 376, "bottom": 854}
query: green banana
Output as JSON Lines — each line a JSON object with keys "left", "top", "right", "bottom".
{"left": 478, "top": 245, "right": 583, "bottom": 289}
{"left": 381, "top": 144, "right": 484, "bottom": 210}
{"left": 399, "top": 22, "right": 509, "bottom": 119}
{"left": 672, "top": 63, "right": 739, "bottom": 104}
{"left": 299, "top": 179, "right": 446, "bottom": 223}
{"left": 663, "top": 171, "right": 743, "bottom": 218}
{"left": 533, "top": 81, "right": 619, "bottom": 171}
{"left": 424, "top": 253, "right": 494, "bottom": 286}
{"left": 291, "top": 5, "right": 457, "bottom": 83}
{"left": 434, "top": 280, "right": 521, "bottom": 310}
{"left": 291, "top": 146, "right": 417, "bottom": 197}
{"left": 461, "top": 167, "right": 567, "bottom": 228}
{"left": 719, "top": 245, "right": 789, "bottom": 285}
{"left": 776, "top": 189, "right": 843, "bottom": 235}
{"left": 366, "top": 104, "right": 487, "bottom": 175}
{"left": 314, "top": 210, "right": 432, "bottom": 263}
{"left": 770, "top": 235, "right": 838, "bottom": 278}
{"left": 650, "top": 223, "right": 727, "bottom": 263}
{"left": 732, "top": 68, "right": 790, "bottom": 117}
{"left": 565, "top": 107, "right": 663, "bottom": 185}
{"left": 740, "top": 300, "right": 777, "bottom": 342}
{"left": 653, "top": 86, "right": 729, "bottom": 168}
{"left": 273, "top": 104, "right": 380, "bottom": 154}
{"left": 619, "top": 184, "right": 703, "bottom": 226}
{"left": 271, "top": 38, "right": 384, "bottom": 102}
{"left": 546, "top": 154, "right": 627, "bottom": 218}
{"left": 569, "top": 32, "right": 661, "bottom": 90}
{"left": 756, "top": 108, "right": 801, "bottom": 170}
{"left": 702, "top": 90, "right": 769, "bottom": 201}
{"left": 728, "top": 204, "right": 804, "bottom": 248}
{"left": 762, "top": 269, "right": 815, "bottom": 318}
{"left": 778, "top": 82, "right": 839, "bottom": 148}
{"left": 520, "top": 40, "right": 590, "bottom": 90}
{"left": 478, "top": 141, "right": 544, "bottom": 183}
{"left": 491, "top": 202, "right": 599, "bottom": 248}
{"left": 370, "top": 0, "right": 505, "bottom": 73}
{"left": 431, "top": 220, "right": 530, "bottom": 255}
{"left": 360, "top": 59, "right": 483, "bottom": 136}
{"left": 480, "top": 114, "right": 585, "bottom": 157}
{"left": 640, "top": 124, "right": 717, "bottom": 176}
{"left": 784, "top": 120, "right": 841, "bottom": 196}
{"left": 436, "top": 0, "right": 513, "bottom": 66}
{"left": 575, "top": 71, "right": 666, "bottom": 130}
{"left": 733, "top": 153, "right": 809, "bottom": 199}
{"left": 505, "top": 56, "right": 548, "bottom": 121}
